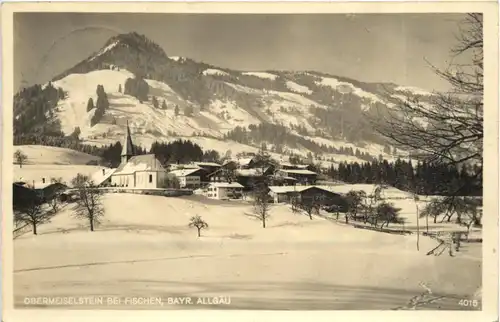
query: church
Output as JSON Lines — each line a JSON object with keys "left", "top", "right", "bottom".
{"left": 110, "top": 122, "right": 168, "bottom": 189}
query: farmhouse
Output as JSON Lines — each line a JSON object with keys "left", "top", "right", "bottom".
{"left": 14, "top": 180, "right": 68, "bottom": 203}
{"left": 268, "top": 185, "right": 347, "bottom": 210}
{"left": 207, "top": 168, "right": 227, "bottom": 183}
{"left": 193, "top": 162, "right": 221, "bottom": 174}
{"left": 222, "top": 160, "right": 238, "bottom": 169}
{"left": 13, "top": 183, "right": 38, "bottom": 209}
{"left": 277, "top": 169, "right": 318, "bottom": 185}
{"left": 168, "top": 168, "right": 203, "bottom": 189}
{"left": 110, "top": 122, "right": 168, "bottom": 188}
{"left": 205, "top": 182, "right": 244, "bottom": 200}
{"left": 236, "top": 157, "right": 255, "bottom": 169}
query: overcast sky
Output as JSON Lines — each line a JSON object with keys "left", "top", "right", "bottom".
{"left": 14, "top": 13, "right": 467, "bottom": 93}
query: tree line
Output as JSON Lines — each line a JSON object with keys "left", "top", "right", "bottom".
{"left": 326, "top": 159, "right": 481, "bottom": 196}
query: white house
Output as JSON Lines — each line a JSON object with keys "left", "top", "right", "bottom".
{"left": 110, "top": 122, "right": 168, "bottom": 189}
{"left": 205, "top": 182, "right": 244, "bottom": 200}
{"left": 168, "top": 168, "right": 203, "bottom": 189}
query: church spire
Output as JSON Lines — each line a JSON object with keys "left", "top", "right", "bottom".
{"left": 121, "top": 120, "right": 135, "bottom": 164}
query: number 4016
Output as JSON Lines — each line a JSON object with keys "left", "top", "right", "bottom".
{"left": 458, "top": 299, "right": 479, "bottom": 307}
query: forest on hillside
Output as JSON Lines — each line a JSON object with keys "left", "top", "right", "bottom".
{"left": 327, "top": 160, "right": 481, "bottom": 196}
{"left": 224, "top": 123, "right": 379, "bottom": 162}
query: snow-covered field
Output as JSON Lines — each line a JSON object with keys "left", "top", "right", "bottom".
{"left": 14, "top": 191, "right": 482, "bottom": 310}
{"left": 12, "top": 145, "right": 101, "bottom": 165}
{"left": 12, "top": 145, "right": 106, "bottom": 184}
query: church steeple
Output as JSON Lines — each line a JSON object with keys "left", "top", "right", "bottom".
{"left": 121, "top": 120, "right": 135, "bottom": 164}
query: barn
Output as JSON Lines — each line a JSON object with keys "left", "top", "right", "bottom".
{"left": 268, "top": 185, "right": 347, "bottom": 210}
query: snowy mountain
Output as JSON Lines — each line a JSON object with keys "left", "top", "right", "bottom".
{"left": 15, "top": 32, "right": 435, "bottom": 164}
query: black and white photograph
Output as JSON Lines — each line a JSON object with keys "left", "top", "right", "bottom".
{"left": 2, "top": 2, "right": 498, "bottom": 316}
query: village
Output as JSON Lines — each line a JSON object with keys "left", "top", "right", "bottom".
{"left": 13, "top": 122, "right": 352, "bottom": 222}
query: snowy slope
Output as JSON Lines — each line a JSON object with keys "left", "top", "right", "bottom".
{"left": 313, "top": 74, "right": 385, "bottom": 110}
{"left": 54, "top": 69, "right": 233, "bottom": 140}
{"left": 286, "top": 80, "right": 313, "bottom": 95}
{"left": 242, "top": 71, "right": 278, "bottom": 80}
{"left": 12, "top": 145, "right": 101, "bottom": 165}
{"left": 51, "top": 69, "right": 377, "bottom": 164}
{"left": 202, "top": 68, "right": 230, "bottom": 77}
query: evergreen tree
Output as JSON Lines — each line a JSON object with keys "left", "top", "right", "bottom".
{"left": 86, "top": 98, "right": 95, "bottom": 112}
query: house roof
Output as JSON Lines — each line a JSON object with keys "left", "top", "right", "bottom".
{"left": 280, "top": 176, "right": 298, "bottom": 181}
{"left": 236, "top": 169, "right": 261, "bottom": 177}
{"left": 222, "top": 160, "right": 237, "bottom": 166}
{"left": 24, "top": 181, "right": 67, "bottom": 190}
{"left": 280, "top": 163, "right": 310, "bottom": 169}
{"left": 279, "top": 169, "right": 318, "bottom": 175}
{"left": 194, "top": 162, "right": 221, "bottom": 167}
{"left": 168, "top": 168, "right": 202, "bottom": 177}
{"left": 168, "top": 164, "right": 200, "bottom": 171}
{"left": 209, "top": 182, "right": 244, "bottom": 188}
{"left": 269, "top": 186, "right": 311, "bottom": 194}
{"left": 237, "top": 158, "right": 254, "bottom": 166}
{"left": 269, "top": 185, "right": 339, "bottom": 194}
{"left": 114, "top": 154, "right": 165, "bottom": 175}
{"left": 236, "top": 165, "right": 275, "bottom": 177}
{"left": 91, "top": 168, "right": 117, "bottom": 186}
{"left": 29, "top": 182, "right": 52, "bottom": 189}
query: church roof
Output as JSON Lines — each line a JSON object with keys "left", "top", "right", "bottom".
{"left": 114, "top": 154, "right": 165, "bottom": 175}
{"left": 121, "top": 121, "right": 135, "bottom": 157}
{"left": 91, "top": 168, "right": 117, "bottom": 186}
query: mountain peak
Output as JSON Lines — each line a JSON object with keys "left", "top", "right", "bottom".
{"left": 52, "top": 31, "right": 170, "bottom": 81}
{"left": 102, "top": 32, "right": 167, "bottom": 58}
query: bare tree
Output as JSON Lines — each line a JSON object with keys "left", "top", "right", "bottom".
{"left": 298, "top": 196, "right": 321, "bottom": 220}
{"left": 253, "top": 180, "right": 271, "bottom": 228}
{"left": 71, "top": 174, "right": 104, "bottom": 232}
{"left": 362, "top": 185, "right": 384, "bottom": 224}
{"left": 453, "top": 196, "right": 482, "bottom": 236}
{"left": 188, "top": 215, "right": 209, "bottom": 237}
{"left": 14, "top": 149, "right": 28, "bottom": 168}
{"left": 14, "top": 198, "right": 52, "bottom": 235}
{"left": 290, "top": 191, "right": 301, "bottom": 213}
{"left": 345, "top": 190, "right": 364, "bottom": 223}
{"left": 420, "top": 198, "right": 447, "bottom": 224}
{"left": 47, "top": 177, "right": 65, "bottom": 214}
{"left": 376, "top": 202, "right": 404, "bottom": 229}
{"left": 372, "top": 14, "right": 483, "bottom": 213}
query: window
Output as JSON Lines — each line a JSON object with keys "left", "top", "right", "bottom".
{"left": 149, "top": 174, "right": 153, "bottom": 183}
